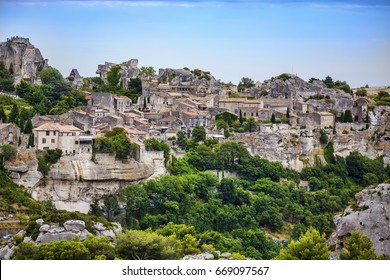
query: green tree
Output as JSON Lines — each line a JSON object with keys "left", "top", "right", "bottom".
{"left": 107, "top": 65, "right": 121, "bottom": 88}
{"left": 83, "top": 235, "right": 116, "bottom": 260}
{"left": 0, "top": 61, "right": 15, "bottom": 92}
{"left": 103, "top": 195, "right": 120, "bottom": 222}
{"left": 245, "top": 117, "right": 257, "bottom": 132}
{"left": 339, "top": 231, "right": 382, "bottom": 260}
{"left": 115, "top": 230, "right": 181, "bottom": 260}
{"left": 39, "top": 66, "right": 64, "bottom": 85}
{"left": 0, "top": 106, "right": 7, "bottom": 123}
{"left": 37, "top": 240, "right": 91, "bottom": 260}
{"left": 323, "top": 75, "right": 334, "bottom": 88}
{"left": 343, "top": 110, "right": 353, "bottom": 123}
{"left": 28, "top": 133, "right": 35, "bottom": 148}
{"left": 24, "top": 119, "right": 33, "bottom": 134}
{"left": 191, "top": 126, "right": 206, "bottom": 142}
{"left": 9, "top": 103, "right": 19, "bottom": 124}
{"left": 270, "top": 113, "right": 276, "bottom": 124}
{"left": 176, "top": 130, "right": 187, "bottom": 149}
{"left": 275, "top": 227, "right": 329, "bottom": 260}
{"left": 1, "top": 144, "right": 17, "bottom": 161}
{"left": 238, "top": 77, "right": 255, "bottom": 92}
{"left": 139, "top": 66, "right": 156, "bottom": 78}
{"left": 15, "top": 80, "right": 33, "bottom": 98}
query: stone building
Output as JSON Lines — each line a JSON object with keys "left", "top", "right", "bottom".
{"left": 33, "top": 123, "right": 92, "bottom": 154}
{"left": 0, "top": 123, "right": 20, "bottom": 146}
{"left": 312, "top": 112, "right": 335, "bottom": 129}
{"left": 353, "top": 97, "right": 370, "bottom": 122}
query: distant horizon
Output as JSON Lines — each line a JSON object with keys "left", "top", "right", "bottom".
{"left": 1, "top": 0, "right": 389, "bottom": 88}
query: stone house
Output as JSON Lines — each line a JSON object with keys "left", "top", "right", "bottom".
{"left": 218, "top": 98, "right": 247, "bottom": 114}
{"left": 114, "top": 96, "right": 132, "bottom": 113}
{"left": 312, "top": 112, "right": 335, "bottom": 129}
{"left": 293, "top": 101, "right": 313, "bottom": 114}
{"left": 33, "top": 123, "right": 92, "bottom": 154}
{"left": 101, "top": 115, "right": 124, "bottom": 129}
{"left": 353, "top": 97, "right": 371, "bottom": 122}
{"left": 0, "top": 123, "right": 20, "bottom": 146}
{"left": 181, "top": 110, "right": 208, "bottom": 128}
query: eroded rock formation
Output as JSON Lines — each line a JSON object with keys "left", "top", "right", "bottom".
{"left": 96, "top": 59, "right": 140, "bottom": 88}
{"left": 0, "top": 36, "right": 48, "bottom": 84}
{"left": 329, "top": 184, "right": 390, "bottom": 258}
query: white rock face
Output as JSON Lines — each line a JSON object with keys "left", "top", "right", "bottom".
{"left": 330, "top": 184, "right": 390, "bottom": 258}
{"left": 0, "top": 36, "right": 48, "bottom": 84}
{"left": 31, "top": 154, "right": 155, "bottom": 213}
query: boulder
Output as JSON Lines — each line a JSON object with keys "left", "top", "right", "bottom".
{"left": 63, "top": 220, "right": 86, "bottom": 232}
{"left": 35, "top": 218, "right": 44, "bottom": 226}
{"left": 39, "top": 224, "right": 50, "bottom": 232}
{"left": 93, "top": 223, "right": 106, "bottom": 231}
{"left": 0, "top": 245, "right": 14, "bottom": 260}
{"left": 35, "top": 231, "right": 76, "bottom": 244}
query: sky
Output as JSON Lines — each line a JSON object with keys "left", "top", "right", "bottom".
{"left": 0, "top": 0, "right": 389, "bottom": 87}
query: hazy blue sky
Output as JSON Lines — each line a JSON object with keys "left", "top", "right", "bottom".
{"left": 1, "top": 0, "right": 389, "bottom": 87}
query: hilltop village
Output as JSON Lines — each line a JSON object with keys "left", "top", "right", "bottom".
{"left": 1, "top": 37, "right": 390, "bottom": 261}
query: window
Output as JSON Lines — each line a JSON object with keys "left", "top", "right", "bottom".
{"left": 51, "top": 139, "right": 55, "bottom": 144}
{"left": 42, "top": 138, "right": 46, "bottom": 144}
{"left": 46, "top": 131, "right": 50, "bottom": 136}
{"left": 53, "top": 131, "right": 56, "bottom": 136}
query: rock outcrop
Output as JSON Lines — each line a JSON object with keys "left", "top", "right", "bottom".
{"left": 0, "top": 36, "right": 48, "bottom": 84}
{"left": 32, "top": 154, "right": 154, "bottom": 213}
{"left": 0, "top": 219, "right": 122, "bottom": 259}
{"left": 329, "top": 184, "right": 390, "bottom": 258}
{"left": 96, "top": 59, "right": 140, "bottom": 88}
{"left": 157, "top": 68, "right": 220, "bottom": 94}
{"left": 255, "top": 74, "right": 353, "bottom": 112}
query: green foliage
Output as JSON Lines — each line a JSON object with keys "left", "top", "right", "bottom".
{"left": 37, "top": 149, "right": 62, "bottom": 176}
{"left": 237, "top": 77, "right": 255, "bottom": 92}
{"left": 176, "top": 130, "right": 187, "bottom": 149}
{"left": 94, "top": 127, "right": 139, "bottom": 160}
{"left": 277, "top": 73, "right": 290, "bottom": 82}
{"left": 270, "top": 113, "right": 276, "bottom": 123}
{"left": 191, "top": 125, "right": 206, "bottom": 142}
{"left": 9, "top": 103, "right": 19, "bottom": 124}
{"left": 215, "top": 111, "right": 238, "bottom": 127}
{"left": 139, "top": 66, "right": 156, "bottom": 78}
{"left": 343, "top": 109, "right": 353, "bottom": 123}
{"left": 355, "top": 87, "right": 367, "bottom": 97}
{"left": 319, "top": 129, "right": 329, "bottom": 145}
{"left": 107, "top": 65, "right": 121, "bottom": 88}
{"left": 275, "top": 227, "right": 329, "bottom": 260}
{"left": 324, "top": 141, "right": 335, "bottom": 164}
{"left": 0, "top": 169, "right": 42, "bottom": 214}
{"left": 374, "top": 91, "right": 390, "bottom": 106}
{"left": 323, "top": 76, "right": 334, "bottom": 88}
{"left": 1, "top": 144, "right": 17, "bottom": 161}
{"left": 0, "top": 61, "right": 15, "bottom": 92}
{"left": 339, "top": 231, "right": 383, "bottom": 260}
{"left": 83, "top": 235, "right": 116, "bottom": 260}
{"left": 115, "top": 230, "right": 181, "bottom": 260}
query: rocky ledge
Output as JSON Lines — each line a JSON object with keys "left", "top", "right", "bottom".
{"left": 329, "top": 183, "right": 390, "bottom": 258}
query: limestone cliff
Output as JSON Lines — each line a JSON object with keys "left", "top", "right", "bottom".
{"left": 96, "top": 59, "right": 140, "bottom": 88}
{"left": 5, "top": 151, "right": 159, "bottom": 214}
{"left": 32, "top": 154, "right": 154, "bottom": 213}
{"left": 256, "top": 74, "right": 353, "bottom": 112}
{"left": 0, "top": 36, "right": 48, "bottom": 84}
{"left": 329, "top": 184, "right": 390, "bottom": 259}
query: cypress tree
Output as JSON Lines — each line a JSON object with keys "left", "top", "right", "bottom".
{"left": 271, "top": 113, "right": 276, "bottom": 123}
{"left": 28, "top": 133, "right": 35, "bottom": 148}
{"left": 344, "top": 110, "right": 353, "bottom": 123}
{"left": 24, "top": 119, "right": 33, "bottom": 134}
{"left": 9, "top": 103, "right": 19, "bottom": 124}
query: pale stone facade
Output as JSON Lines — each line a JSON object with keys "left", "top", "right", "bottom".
{"left": 33, "top": 123, "right": 92, "bottom": 154}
